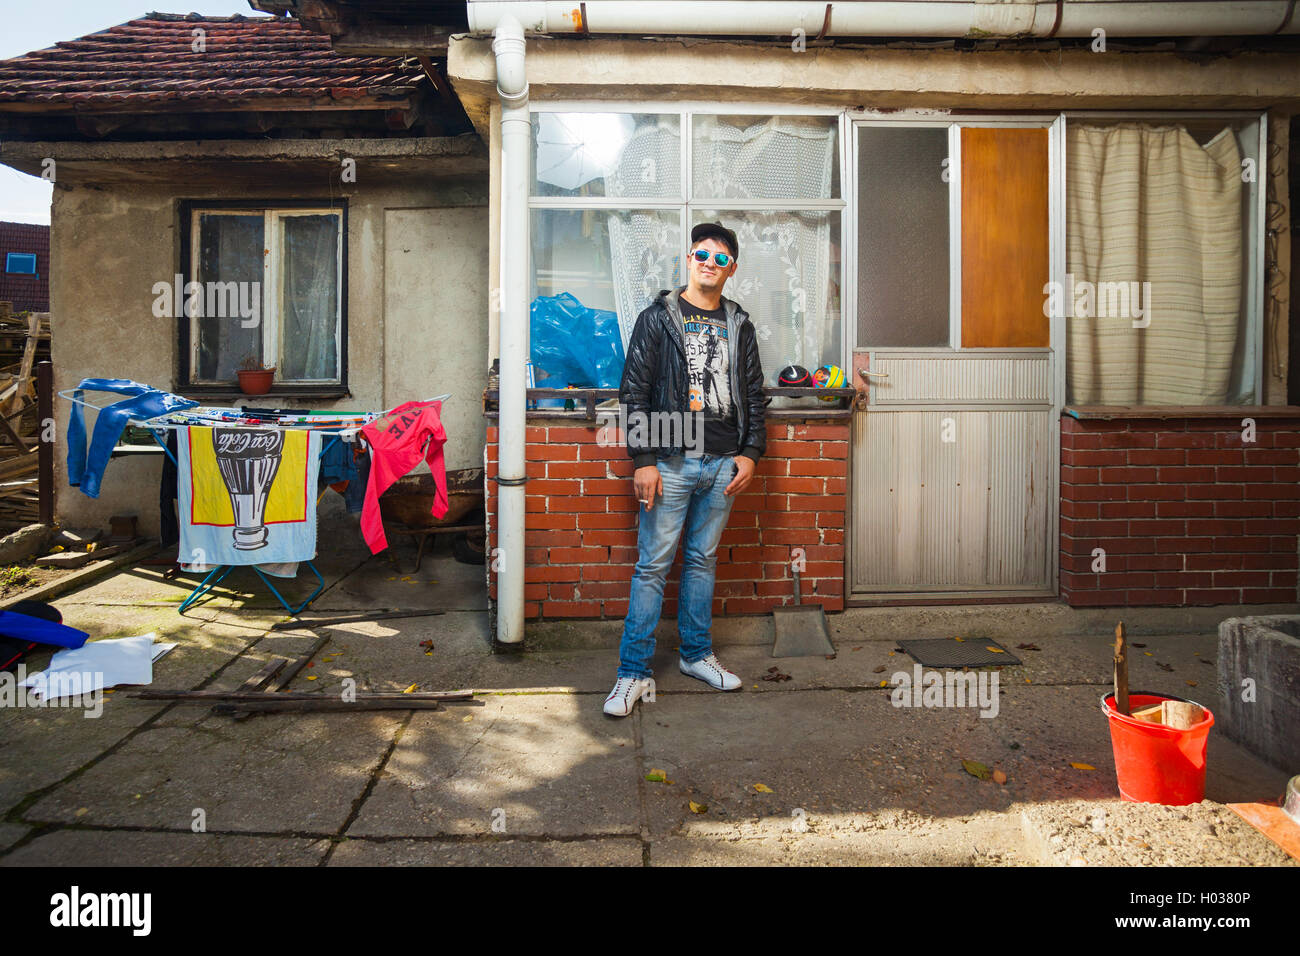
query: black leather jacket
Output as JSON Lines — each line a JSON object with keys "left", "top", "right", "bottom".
{"left": 618, "top": 286, "right": 766, "bottom": 468}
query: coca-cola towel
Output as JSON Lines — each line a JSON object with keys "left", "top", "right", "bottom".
{"left": 177, "top": 425, "right": 322, "bottom": 567}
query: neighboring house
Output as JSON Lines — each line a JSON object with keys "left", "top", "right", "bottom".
{"left": 0, "top": 221, "right": 49, "bottom": 313}
{"left": 252, "top": 0, "right": 1300, "bottom": 644}
{"left": 0, "top": 13, "right": 489, "bottom": 535}
{"left": 3, "top": 3, "right": 1300, "bottom": 645}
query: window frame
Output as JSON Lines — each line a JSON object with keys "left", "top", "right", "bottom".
{"left": 177, "top": 199, "right": 349, "bottom": 395}
{"left": 5, "top": 252, "right": 37, "bottom": 276}
{"left": 527, "top": 103, "right": 848, "bottom": 380}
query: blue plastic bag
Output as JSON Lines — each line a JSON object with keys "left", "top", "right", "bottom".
{"left": 530, "top": 293, "right": 625, "bottom": 390}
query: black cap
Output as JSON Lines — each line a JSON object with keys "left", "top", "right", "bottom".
{"left": 690, "top": 221, "right": 738, "bottom": 260}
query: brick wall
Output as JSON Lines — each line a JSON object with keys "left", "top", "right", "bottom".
{"left": 1060, "top": 415, "right": 1300, "bottom": 607}
{"left": 485, "top": 420, "right": 849, "bottom": 620}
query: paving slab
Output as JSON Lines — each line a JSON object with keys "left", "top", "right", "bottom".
{"left": 0, "top": 822, "right": 29, "bottom": 852}
{"left": 347, "top": 693, "right": 640, "bottom": 838}
{"left": 651, "top": 810, "right": 1028, "bottom": 866}
{"left": 0, "top": 829, "right": 330, "bottom": 866}
{"left": 313, "top": 550, "right": 488, "bottom": 613}
{"left": 1019, "top": 798, "right": 1298, "bottom": 866}
{"left": 0, "top": 614, "right": 269, "bottom": 818}
{"left": 329, "top": 835, "right": 643, "bottom": 866}
{"left": 21, "top": 711, "right": 404, "bottom": 834}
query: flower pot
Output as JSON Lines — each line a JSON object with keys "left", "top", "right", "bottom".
{"left": 236, "top": 368, "right": 275, "bottom": 395}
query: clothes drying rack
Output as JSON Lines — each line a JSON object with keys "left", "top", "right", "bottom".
{"left": 60, "top": 390, "right": 450, "bottom": 615}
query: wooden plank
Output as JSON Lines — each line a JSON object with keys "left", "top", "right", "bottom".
{"left": 214, "top": 698, "right": 443, "bottom": 715}
{"left": 10, "top": 313, "right": 38, "bottom": 416}
{"left": 1113, "top": 622, "right": 1130, "bottom": 716}
{"left": 961, "top": 127, "right": 1050, "bottom": 348}
{"left": 264, "top": 635, "right": 330, "bottom": 692}
{"left": 132, "top": 688, "right": 473, "bottom": 703}
{"left": 237, "top": 658, "right": 288, "bottom": 692}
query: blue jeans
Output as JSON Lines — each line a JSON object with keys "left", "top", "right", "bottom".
{"left": 617, "top": 454, "right": 738, "bottom": 679}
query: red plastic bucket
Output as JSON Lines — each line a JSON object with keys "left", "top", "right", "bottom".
{"left": 1101, "top": 692, "right": 1214, "bottom": 806}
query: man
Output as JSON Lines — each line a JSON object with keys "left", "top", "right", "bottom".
{"left": 604, "top": 221, "right": 766, "bottom": 717}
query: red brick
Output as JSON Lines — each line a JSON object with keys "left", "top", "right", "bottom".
{"left": 768, "top": 477, "right": 824, "bottom": 494}
{"left": 1067, "top": 449, "right": 1128, "bottom": 467}
{"left": 525, "top": 583, "right": 548, "bottom": 600}
{"left": 815, "top": 512, "right": 845, "bottom": 528}
{"left": 486, "top": 427, "right": 499, "bottom": 442}
{"left": 524, "top": 565, "right": 580, "bottom": 582}
{"left": 1155, "top": 537, "right": 1215, "bottom": 553}
{"left": 792, "top": 424, "right": 850, "bottom": 440}
{"left": 577, "top": 512, "right": 636, "bottom": 529}
{"left": 535, "top": 444, "right": 579, "bottom": 461}
{"left": 526, "top": 478, "right": 579, "bottom": 496}
{"left": 789, "top": 458, "right": 846, "bottom": 477}
{"left": 579, "top": 444, "right": 623, "bottom": 460}
{"left": 822, "top": 529, "right": 844, "bottom": 544}
{"left": 1183, "top": 589, "right": 1241, "bottom": 605}
{"left": 1243, "top": 588, "right": 1298, "bottom": 603}
{"left": 1213, "top": 535, "right": 1273, "bottom": 552}
{"left": 1125, "top": 588, "right": 1186, "bottom": 605}
{"left": 1154, "top": 501, "right": 1212, "bottom": 517}
{"left": 548, "top": 546, "right": 609, "bottom": 563}
{"left": 526, "top": 513, "right": 578, "bottom": 530}
{"left": 1157, "top": 433, "right": 1217, "bottom": 449}
{"left": 1245, "top": 449, "right": 1297, "bottom": 465}
{"left": 584, "top": 530, "right": 638, "bottom": 546}
{"left": 1127, "top": 484, "right": 1188, "bottom": 501}
{"left": 1065, "top": 590, "right": 1124, "bottom": 607}
{"left": 583, "top": 478, "right": 630, "bottom": 495}
{"left": 1074, "top": 485, "right": 1129, "bottom": 501}
{"left": 1187, "top": 519, "right": 1243, "bottom": 536}
{"left": 1156, "top": 466, "right": 1216, "bottom": 483}
{"left": 1155, "top": 570, "right": 1213, "bottom": 588}
{"left": 545, "top": 426, "right": 601, "bottom": 443}
{"left": 1185, "top": 554, "right": 1244, "bottom": 570}
{"left": 719, "top": 527, "right": 760, "bottom": 545}
{"left": 821, "top": 441, "right": 849, "bottom": 459}
{"left": 1063, "top": 467, "right": 1100, "bottom": 484}
{"left": 1217, "top": 466, "right": 1274, "bottom": 482}
{"left": 604, "top": 600, "right": 629, "bottom": 617}
{"left": 761, "top": 512, "right": 817, "bottom": 528}
{"left": 1214, "top": 501, "right": 1273, "bottom": 517}
{"left": 583, "top": 564, "right": 633, "bottom": 581}
{"left": 1123, "top": 554, "right": 1184, "bottom": 571}
{"left": 1128, "top": 449, "right": 1185, "bottom": 466}
{"left": 523, "top": 602, "right": 540, "bottom": 618}
{"left": 1129, "top": 519, "right": 1186, "bottom": 536}
{"left": 548, "top": 461, "right": 608, "bottom": 479}
{"left": 1245, "top": 483, "right": 1300, "bottom": 500}
{"left": 766, "top": 440, "right": 822, "bottom": 458}
{"left": 525, "top": 530, "right": 582, "bottom": 548}
{"left": 722, "top": 598, "right": 776, "bottom": 614}
{"left": 1272, "top": 570, "right": 1299, "bottom": 585}
{"left": 787, "top": 495, "right": 846, "bottom": 513}
{"left": 714, "top": 580, "right": 756, "bottom": 597}
{"left": 610, "top": 547, "right": 638, "bottom": 563}
{"left": 547, "top": 496, "right": 608, "bottom": 513}
{"left": 1213, "top": 570, "right": 1272, "bottom": 587}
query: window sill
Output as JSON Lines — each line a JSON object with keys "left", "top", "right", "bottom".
{"left": 1064, "top": 405, "right": 1300, "bottom": 420}
{"left": 180, "top": 385, "right": 352, "bottom": 402}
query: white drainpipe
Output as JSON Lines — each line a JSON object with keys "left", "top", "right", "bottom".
{"left": 492, "top": 14, "right": 529, "bottom": 646}
{"left": 468, "top": 0, "right": 1300, "bottom": 37}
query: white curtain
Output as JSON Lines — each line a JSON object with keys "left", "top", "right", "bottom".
{"left": 279, "top": 214, "right": 339, "bottom": 381}
{"left": 1066, "top": 123, "right": 1243, "bottom": 405}
{"left": 605, "top": 117, "right": 839, "bottom": 382}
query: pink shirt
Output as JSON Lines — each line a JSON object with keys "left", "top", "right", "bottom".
{"left": 359, "top": 400, "right": 450, "bottom": 554}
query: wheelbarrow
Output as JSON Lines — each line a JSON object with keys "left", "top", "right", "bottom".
{"left": 378, "top": 467, "right": 486, "bottom": 571}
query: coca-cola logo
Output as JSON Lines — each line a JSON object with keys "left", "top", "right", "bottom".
{"left": 214, "top": 429, "right": 282, "bottom": 456}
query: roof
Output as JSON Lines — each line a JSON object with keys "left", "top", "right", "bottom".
{"left": 0, "top": 13, "right": 427, "bottom": 110}
{"left": 0, "top": 222, "right": 50, "bottom": 314}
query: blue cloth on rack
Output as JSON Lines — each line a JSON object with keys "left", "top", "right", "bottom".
{"left": 318, "top": 437, "right": 369, "bottom": 514}
{"left": 67, "top": 379, "right": 198, "bottom": 499}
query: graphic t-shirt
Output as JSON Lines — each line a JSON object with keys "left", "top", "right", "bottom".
{"left": 681, "top": 297, "right": 739, "bottom": 456}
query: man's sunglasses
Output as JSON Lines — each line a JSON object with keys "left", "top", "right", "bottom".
{"left": 691, "top": 249, "right": 733, "bottom": 268}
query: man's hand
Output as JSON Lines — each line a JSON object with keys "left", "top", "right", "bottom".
{"left": 724, "top": 455, "right": 755, "bottom": 497}
{"left": 634, "top": 465, "right": 663, "bottom": 511}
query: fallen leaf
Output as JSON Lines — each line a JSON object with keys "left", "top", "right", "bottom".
{"left": 1070, "top": 762, "right": 1096, "bottom": 771}
{"left": 879, "top": 680, "right": 888, "bottom": 687}
{"left": 852, "top": 646, "right": 862, "bottom": 652}
{"left": 872, "top": 665, "right": 886, "bottom": 673}
{"left": 645, "top": 769, "right": 667, "bottom": 783}
{"left": 1144, "top": 652, "right": 1153, "bottom": 657}
{"left": 1185, "top": 680, "right": 1198, "bottom": 687}
{"left": 689, "top": 801, "right": 708, "bottom": 814}
{"left": 402, "top": 684, "right": 418, "bottom": 693}
{"left": 74, "top": 807, "right": 88, "bottom": 817}
{"left": 1132, "top": 642, "right": 1147, "bottom": 648}
{"left": 1156, "top": 661, "right": 1173, "bottom": 672}
{"left": 954, "top": 637, "right": 965, "bottom": 642}
{"left": 992, "top": 769, "right": 1007, "bottom": 785}
{"left": 1016, "top": 643, "right": 1041, "bottom": 651}
{"left": 1025, "top": 678, "right": 1032, "bottom": 683}
{"left": 304, "top": 675, "right": 318, "bottom": 681}
{"left": 462, "top": 715, "right": 473, "bottom": 722}
{"left": 753, "top": 783, "right": 773, "bottom": 793}
{"left": 962, "top": 759, "right": 991, "bottom": 780}
{"left": 985, "top": 646, "right": 1005, "bottom": 654}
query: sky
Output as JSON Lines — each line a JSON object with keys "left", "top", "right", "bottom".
{"left": 0, "top": 1, "right": 260, "bottom": 223}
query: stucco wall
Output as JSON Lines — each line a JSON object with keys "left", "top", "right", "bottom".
{"left": 52, "top": 171, "right": 488, "bottom": 535}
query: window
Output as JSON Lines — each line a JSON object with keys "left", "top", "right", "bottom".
{"left": 180, "top": 203, "right": 345, "bottom": 388}
{"left": 529, "top": 110, "right": 843, "bottom": 386}
{"left": 1063, "top": 116, "right": 1263, "bottom": 406}
{"left": 5, "top": 253, "right": 37, "bottom": 275}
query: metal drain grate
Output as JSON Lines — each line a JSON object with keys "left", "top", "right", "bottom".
{"left": 897, "top": 638, "right": 1022, "bottom": 668}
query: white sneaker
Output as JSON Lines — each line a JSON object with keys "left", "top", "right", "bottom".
{"left": 604, "top": 676, "right": 653, "bottom": 717}
{"left": 679, "top": 653, "right": 742, "bottom": 691}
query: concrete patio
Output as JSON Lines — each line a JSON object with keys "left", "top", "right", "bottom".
{"left": 0, "top": 503, "right": 1295, "bottom": 867}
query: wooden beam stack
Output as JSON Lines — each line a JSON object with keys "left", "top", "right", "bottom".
{"left": 0, "top": 302, "right": 51, "bottom": 531}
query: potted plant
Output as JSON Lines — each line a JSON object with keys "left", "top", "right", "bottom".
{"left": 235, "top": 354, "right": 275, "bottom": 395}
